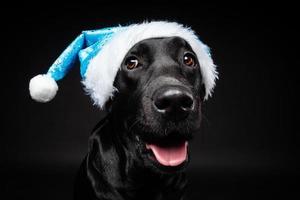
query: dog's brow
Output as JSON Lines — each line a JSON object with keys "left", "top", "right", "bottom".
{"left": 168, "top": 37, "right": 188, "bottom": 48}
{"left": 130, "top": 43, "right": 151, "bottom": 56}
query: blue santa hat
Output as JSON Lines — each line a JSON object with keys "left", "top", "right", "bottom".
{"left": 29, "top": 21, "right": 218, "bottom": 108}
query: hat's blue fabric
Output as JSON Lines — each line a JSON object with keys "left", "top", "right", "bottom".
{"left": 47, "top": 27, "right": 125, "bottom": 81}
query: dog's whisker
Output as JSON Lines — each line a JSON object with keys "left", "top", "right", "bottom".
{"left": 128, "top": 119, "right": 141, "bottom": 132}
{"left": 186, "top": 120, "right": 190, "bottom": 133}
{"left": 164, "top": 127, "right": 168, "bottom": 136}
{"left": 201, "top": 113, "right": 211, "bottom": 126}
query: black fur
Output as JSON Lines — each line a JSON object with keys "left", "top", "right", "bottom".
{"left": 74, "top": 37, "right": 205, "bottom": 200}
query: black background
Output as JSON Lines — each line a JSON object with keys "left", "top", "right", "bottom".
{"left": 1, "top": 1, "right": 298, "bottom": 200}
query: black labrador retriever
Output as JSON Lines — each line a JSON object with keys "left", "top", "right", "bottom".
{"left": 74, "top": 36, "right": 205, "bottom": 200}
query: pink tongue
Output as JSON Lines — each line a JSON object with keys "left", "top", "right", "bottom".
{"left": 146, "top": 142, "right": 188, "bottom": 166}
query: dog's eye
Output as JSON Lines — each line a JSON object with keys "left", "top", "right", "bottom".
{"left": 183, "top": 53, "right": 196, "bottom": 67}
{"left": 125, "top": 57, "right": 140, "bottom": 70}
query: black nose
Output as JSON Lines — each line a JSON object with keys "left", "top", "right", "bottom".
{"left": 153, "top": 88, "right": 194, "bottom": 120}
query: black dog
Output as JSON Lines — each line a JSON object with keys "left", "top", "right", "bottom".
{"left": 74, "top": 36, "right": 205, "bottom": 200}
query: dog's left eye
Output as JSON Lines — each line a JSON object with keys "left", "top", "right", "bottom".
{"left": 183, "top": 53, "right": 197, "bottom": 67}
{"left": 125, "top": 57, "right": 140, "bottom": 70}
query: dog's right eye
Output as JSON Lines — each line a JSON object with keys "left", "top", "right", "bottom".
{"left": 125, "top": 57, "right": 140, "bottom": 70}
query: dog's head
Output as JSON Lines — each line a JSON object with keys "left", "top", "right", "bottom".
{"left": 107, "top": 36, "right": 205, "bottom": 173}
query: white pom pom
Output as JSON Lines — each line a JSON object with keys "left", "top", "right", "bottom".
{"left": 29, "top": 74, "right": 58, "bottom": 103}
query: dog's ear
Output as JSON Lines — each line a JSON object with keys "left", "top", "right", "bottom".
{"left": 103, "top": 98, "right": 114, "bottom": 112}
{"left": 200, "top": 83, "right": 206, "bottom": 102}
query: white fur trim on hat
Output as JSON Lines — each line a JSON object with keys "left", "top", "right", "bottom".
{"left": 29, "top": 74, "right": 58, "bottom": 103}
{"left": 82, "top": 21, "right": 218, "bottom": 108}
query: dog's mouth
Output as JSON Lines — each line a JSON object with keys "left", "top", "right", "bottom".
{"left": 145, "top": 141, "right": 188, "bottom": 167}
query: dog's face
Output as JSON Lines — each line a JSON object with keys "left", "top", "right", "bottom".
{"left": 111, "top": 36, "right": 204, "bottom": 173}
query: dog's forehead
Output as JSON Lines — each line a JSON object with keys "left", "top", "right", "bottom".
{"left": 127, "top": 36, "right": 192, "bottom": 55}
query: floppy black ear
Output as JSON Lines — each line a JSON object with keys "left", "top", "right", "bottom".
{"left": 103, "top": 71, "right": 122, "bottom": 113}
{"left": 200, "top": 83, "right": 206, "bottom": 101}
{"left": 103, "top": 99, "right": 113, "bottom": 112}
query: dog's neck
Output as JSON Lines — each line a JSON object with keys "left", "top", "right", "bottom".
{"left": 81, "top": 114, "right": 187, "bottom": 200}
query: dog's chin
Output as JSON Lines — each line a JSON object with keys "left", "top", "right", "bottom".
{"left": 136, "top": 135, "right": 190, "bottom": 173}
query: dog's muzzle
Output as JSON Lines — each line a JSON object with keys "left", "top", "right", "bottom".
{"left": 140, "top": 77, "right": 196, "bottom": 168}
{"left": 144, "top": 86, "right": 194, "bottom": 167}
